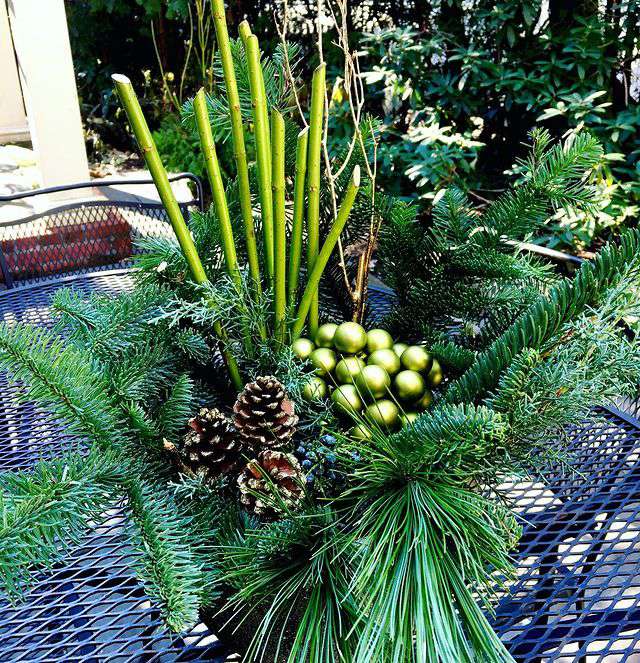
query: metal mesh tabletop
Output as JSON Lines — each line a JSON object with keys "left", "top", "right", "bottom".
{"left": 1, "top": 275, "right": 640, "bottom": 661}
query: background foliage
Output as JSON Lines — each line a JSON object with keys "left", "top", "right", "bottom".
{"left": 65, "top": 1, "right": 639, "bottom": 250}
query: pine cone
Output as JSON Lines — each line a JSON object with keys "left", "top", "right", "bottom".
{"left": 181, "top": 408, "right": 243, "bottom": 479}
{"left": 233, "top": 376, "right": 299, "bottom": 450}
{"left": 237, "top": 451, "right": 305, "bottom": 516}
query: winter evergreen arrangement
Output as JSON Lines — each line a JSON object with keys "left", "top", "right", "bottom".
{"left": 1, "top": 3, "right": 640, "bottom": 663}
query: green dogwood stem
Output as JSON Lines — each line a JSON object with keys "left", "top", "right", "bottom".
{"left": 193, "top": 88, "right": 239, "bottom": 284}
{"left": 271, "top": 109, "right": 287, "bottom": 344}
{"left": 211, "top": 0, "right": 262, "bottom": 295}
{"left": 287, "top": 127, "right": 309, "bottom": 309}
{"left": 292, "top": 166, "right": 361, "bottom": 340}
{"left": 194, "top": 87, "right": 261, "bottom": 352}
{"left": 306, "top": 63, "right": 326, "bottom": 339}
{"left": 238, "top": 20, "right": 252, "bottom": 43}
{"left": 245, "top": 34, "right": 274, "bottom": 285}
{"left": 113, "top": 75, "right": 206, "bottom": 282}
{"left": 113, "top": 74, "right": 243, "bottom": 390}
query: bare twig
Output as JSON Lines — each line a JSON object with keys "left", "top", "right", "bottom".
{"left": 178, "top": 4, "right": 195, "bottom": 106}
{"left": 151, "top": 20, "right": 180, "bottom": 112}
{"left": 275, "top": 0, "right": 307, "bottom": 126}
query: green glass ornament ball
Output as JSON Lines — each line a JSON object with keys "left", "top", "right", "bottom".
{"left": 302, "top": 376, "right": 328, "bottom": 401}
{"left": 333, "top": 322, "right": 368, "bottom": 354}
{"left": 368, "top": 348, "right": 401, "bottom": 376}
{"left": 335, "top": 356, "right": 366, "bottom": 384}
{"left": 315, "top": 323, "right": 338, "bottom": 348}
{"left": 292, "top": 337, "right": 315, "bottom": 360}
{"left": 331, "top": 384, "right": 363, "bottom": 416}
{"left": 394, "top": 369, "right": 425, "bottom": 402}
{"left": 309, "top": 348, "right": 337, "bottom": 376}
{"left": 366, "top": 328, "right": 394, "bottom": 353}
{"left": 393, "top": 342, "right": 409, "bottom": 357}
{"left": 400, "top": 411, "right": 419, "bottom": 427}
{"left": 351, "top": 423, "right": 372, "bottom": 441}
{"left": 354, "top": 364, "right": 390, "bottom": 400}
{"left": 401, "top": 345, "right": 433, "bottom": 373}
{"left": 365, "top": 399, "right": 399, "bottom": 429}
{"left": 415, "top": 390, "right": 433, "bottom": 411}
{"left": 426, "top": 359, "right": 443, "bottom": 387}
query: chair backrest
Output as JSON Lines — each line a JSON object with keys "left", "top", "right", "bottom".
{"left": 0, "top": 173, "right": 204, "bottom": 289}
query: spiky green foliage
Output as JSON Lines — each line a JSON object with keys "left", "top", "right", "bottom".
{"left": 335, "top": 415, "right": 518, "bottom": 663}
{"left": 155, "top": 374, "right": 195, "bottom": 442}
{"left": 125, "top": 478, "right": 206, "bottom": 632}
{"left": 0, "top": 286, "right": 211, "bottom": 630}
{"left": 0, "top": 322, "right": 124, "bottom": 449}
{"left": 182, "top": 40, "right": 301, "bottom": 142}
{"left": 0, "top": 450, "right": 124, "bottom": 596}
{"left": 378, "top": 130, "right": 603, "bottom": 349}
{"left": 217, "top": 509, "right": 361, "bottom": 663}
{"left": 447, "top": 228, "right": 640, "bottom": 405}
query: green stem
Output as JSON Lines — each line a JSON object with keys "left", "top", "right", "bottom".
{"left": 245, "top": 34, "right": 274, "bottom": 286}
{"left": 238, "top": 20, "right": 251, "bottom": 43}
{"left": 113, "top": 74, "right": 243, "bottom": 390}
{"left": 288, "top": 127, "right": 309, "bottom": 310}
{"left": 193, "top": 88, "right": 239, "bottom": 284}
{"left": 292, "top": 166, "right": 361, "bottom": 340}
{"left": 271, "top": 109, "right": 286, "bottom": 344}
{"left": 210, "top": 0, "right": 262, "bottom": 298}
{"left": 194, "top": 88, "right": 257, "bottom": 355}
{"left": 306, "top": 63, "right": 326, "bottom": 339}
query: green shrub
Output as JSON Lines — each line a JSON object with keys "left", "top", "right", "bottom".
{"left": 357, "top": 6, "right": 640, "bottom": 252}
{"left": 153, "top": 115, "right": 205, "bottom": 180}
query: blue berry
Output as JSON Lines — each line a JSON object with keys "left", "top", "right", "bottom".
{"left": 306, "top": 474, "right": 315, "bottom": 485}
{"left": 302, "top": 459, "right": 313, "bottom": 469}
{"left": 297, "top": 446, "right": 306, "bottom": 455}
{"left": 350, "top": 452, "right": 361, "bottom": 462}
{"left": 326, "top": 453, "right": 337, "bottom": 464}
{"left": 306, "top": 451, "right": 318, "bottom": 461}
{"left": 322, "top": 435, "right": 337, "bottom": 446}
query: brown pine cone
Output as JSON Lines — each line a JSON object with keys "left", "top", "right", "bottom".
{"left": 237, "top": 450, "right": 305, "bottom": 516}
{"left": 181, "top": 407, "right": 243, "bottom": 480}
{"left": 233, "top": 376, "right": 299, "bottom": 450}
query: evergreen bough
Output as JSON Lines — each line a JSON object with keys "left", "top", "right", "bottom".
{"left": 378, "top": 129, "right": 604, "bottom": 361}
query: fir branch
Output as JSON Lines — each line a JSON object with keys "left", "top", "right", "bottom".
{"left": 156, "top": 374, "right": 195, "bottom": 443}
{"left": 488, "top": 293, "right": 640, "bottom": 456}
{"left": 481, "top": 130, "right": 602, "bottom": 243}
{"left": 133, "top": 234, "right": 188, "bottom": 288}
{"left": 0, "top": 450, "right": 124, "bottom": 597}
{"left": 108, "top": 340, "right": 180, "bottom": 402}
{"left": 125, "top": 478, "right": 205, "bottom": 632}
{"left": 52, "top": 285, "right": 172, "bottom": 360}
{"left": 171, "top": 329, "right": 211, "bottom": 364}
{"left": 182, "top": 40, "right": 300, "bottom": 141}
{"left": 0, "top": 323, "right": 124, "bottom": 449}
{"left": 446, "top": 229, "right": 640, "bottom": 404}
{"left": 430, "top": 339, "right": 476, "bottom": 373}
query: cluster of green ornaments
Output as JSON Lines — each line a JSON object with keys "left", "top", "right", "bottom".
{"left": 292, "top": 321, "right": 444, "bottom": 438}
